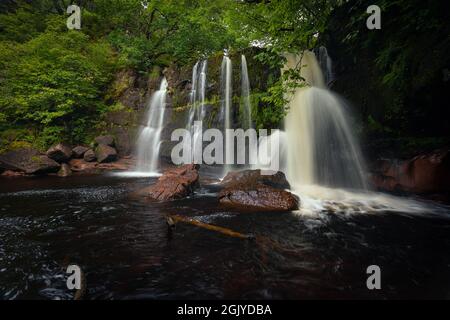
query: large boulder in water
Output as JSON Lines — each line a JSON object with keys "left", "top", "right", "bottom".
{"left": 0, "top": 148, "right": 60, "bottom": 174}
{"left": 138, "top": 164, "right": 200, "bottom": 201}
{"left": 219, "top": 184, "right": 299, "bottom": 212}
{"left": 221, "top": 169, "right": 291, "bottom": 190}
{"left": 95, "top": 145, "right": 117, "bottom": 163}
{"left": 46, "top": 143, "right": 73, "bottom": 163}
{"left": 370, "top": 147, "right": 450, "bottom": 194}
{"left": 219, "top": 169, "right": 299, "bottom": 212}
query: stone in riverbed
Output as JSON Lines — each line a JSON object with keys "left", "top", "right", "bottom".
{"left": 83, "top": 149, "right": 96, "bottom": 162}
{"left": 94, "top": 135, "right": 115, "bottom": 147}
{"left": 138, "top": 164, "right": 199, "bottom": 201}
{"left": 0, "top": 148, "right": 60, "bottom": 175}
{"left": 46, "top": 143, "right": 73, "bottom": 163}
{"left": 72, "top": 146, "right": 89, "bottom": 158}
{"left": 95, "top": 144, "right": 117, "bottom": 163}
{"left": 221, "top": 169, "right": 291, "bottom": 190}
{"left": 219, "top": 184, "right": 299, "bottom": 212}
{"left": 58, "top": 163, "right": 72, "bottom": 177}
{"left": 218, "top": 169, "right": 299, "bottom": 212}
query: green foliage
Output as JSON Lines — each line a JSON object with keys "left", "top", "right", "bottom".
{"left": 334, "top": 0, "right": 450, "bottom": 138}
{"left": 0, "top": 28, "right": 117, "bottom": 149}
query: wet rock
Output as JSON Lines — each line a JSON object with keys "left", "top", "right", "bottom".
{"left": 58, "top": 163, "right": 72, "bottom": 177}
{"left": 94, "top": 135, "right": 115, "bottom": 147}
{"left": 139, "top": 164, "right": 199, "bottom": 201}
{"left": 95, "top": 145, "right": 118, "bottom": 163}
{"left": 219, "top": 184, "right": 299, "bottom": 212}
{"left": 0, "top": 148, "right": 60, "bottom": 175}
{"left": 221, "top": 169, "right": 291, "bottom": 190}
{"left": 218, "top": 169, "right": 298, "bottom": 212}
{"left": 83, "top": 149, "right": 96, "bottom": 162}
{"left": 370, "top": 147, "right": 450, "bottom": 194}
{"left": 72, "top": 146, "right": 89, "bottom": 158}
{"left": 46, "top": 143, "right": 73, "bottom": 163}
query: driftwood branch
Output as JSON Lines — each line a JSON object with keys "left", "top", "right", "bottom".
{"left": 166, "top": 214, "right": 255, "bottom": 240}
{"left": 166, "top": 214, "right": 304, "bottom": 260}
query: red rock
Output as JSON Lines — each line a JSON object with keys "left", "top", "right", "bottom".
{"left": 139, "top": 164, "right": 199, "bottom": 201}
{"left": 219, "top": 183, "right": 299, "bottom": 212}
{"left": 370, "top": 147, "right": 450, "bottom": 194}
{"left": 218, "top": 169, "right": 298, "bottom": 212}
{"left": 221, "top": 169, "right": 291, "bottom": 190}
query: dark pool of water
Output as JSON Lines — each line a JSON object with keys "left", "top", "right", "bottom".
{"left": 1, "top": 174, "right": 450, "bottom": 300}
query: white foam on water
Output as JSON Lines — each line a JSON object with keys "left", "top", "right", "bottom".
{"left": 113, "top": 171, "right": 161, "bottom": 178}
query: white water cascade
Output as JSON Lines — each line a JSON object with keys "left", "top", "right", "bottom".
{"left": 248, "top": 50, "right": 441, "bottom": 216}
{"left": 220, "top": 55, "right": 233, "bottom": 175}
{"left": 241, "top": 55, "right": 253, "bottom": 130}
{"left": 187, "top": 60, "right": 208, "bottom": 129}
{"left": 284, "top": 50, "right": 367, "bottom": 191}
{"left": 187, "top": 60, "right": 208, "bottom": 162}
{"left": 135, "top": 78, "right": 168, "bottom": 174}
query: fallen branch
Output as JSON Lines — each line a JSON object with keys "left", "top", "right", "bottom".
{"left": 166, "top": 215, "right": 304, "bottom": 259}
{"left": 166, "top": 214, "right": 255, "bottom": 240}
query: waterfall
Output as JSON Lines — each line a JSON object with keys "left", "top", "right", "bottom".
{"left": 187, "top": 61, "right": 199, "bottom": 129}
{"left": 187, "top": 60, "right": 208, "bottom": 163}
{"left": 198, "top": 60, "right": 207, "bottom": 120}
{"left": 284, "top": 50, "right": 367, "bottom": 191}
{"left": 220, "top": 56, "right": 232, "bottom": 133}
{"left": 187, "top": 60, "right": 207, "bottom": 129}
{"left": 241, "top": 55, "right": 252, "bottom": 130}
{"left": 135, "top": 78, "right": 168, "bottom": 173}
{"left": 220, "top": 55, "right": 233, "bottom": 174}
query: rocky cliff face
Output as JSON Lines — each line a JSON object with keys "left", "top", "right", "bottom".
{"left": 117, "top": 48, "right": 278, "bottom": 162}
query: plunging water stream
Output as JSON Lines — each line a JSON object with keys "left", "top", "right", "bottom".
{"left": 187, "top": 60, "right": 208, "bottom": 162}
{"left": 134, "top": 78, "right": 168, "bottom": 175}
{"left": 241, "top": 55, "right": 253, "bottom": 130}
{"left": 284, "top": 51, "right": 367, "bottom": 191}
{"left": 220, "top": 55, "right": 233, "bottom": 176}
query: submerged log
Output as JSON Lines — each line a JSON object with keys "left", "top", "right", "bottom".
{"left": 166, "top": 214, "right": 255, "bottom": 240}
{"left": 166, "top": 214, "right": 306, "bottom": 261}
